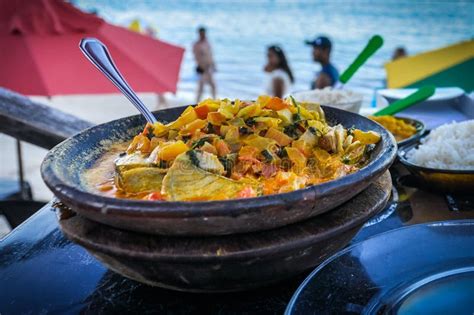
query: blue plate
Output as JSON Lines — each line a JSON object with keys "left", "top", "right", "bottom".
{"left": 286, "top": 220, "right": 474, "bottom": 315}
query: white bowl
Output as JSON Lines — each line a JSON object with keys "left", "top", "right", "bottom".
{"left": 292, "top": 89, "right": 363, "bottom": 113}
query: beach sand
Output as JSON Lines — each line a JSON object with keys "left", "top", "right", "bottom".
{"left": 0, "top": 92, "right": 194, "bottom": 203}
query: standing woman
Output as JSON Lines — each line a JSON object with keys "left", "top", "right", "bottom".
{"left": 264, "top": 45, "right": 294, "bottom": 98}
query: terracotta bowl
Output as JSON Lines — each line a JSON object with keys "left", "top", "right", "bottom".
{"left": 42, "top": 105, "right": 397, "bottom": 236}
{"left": 58, "top": 172, "right": 392, "bottom": 292}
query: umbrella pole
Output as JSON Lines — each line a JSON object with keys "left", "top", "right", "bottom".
{"left": 157, "top": 94, "right": 167, "bottom": 109}
{"left": 15, "top": 139, "right": 30, "bottom": 200}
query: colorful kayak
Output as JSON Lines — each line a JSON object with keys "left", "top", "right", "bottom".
{"left": 385, "top": 40, "right": 474, "bottom": 92}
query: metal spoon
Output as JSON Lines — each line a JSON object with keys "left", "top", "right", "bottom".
{"left": 79, "top": 38, "right": 157, "bottom": 124}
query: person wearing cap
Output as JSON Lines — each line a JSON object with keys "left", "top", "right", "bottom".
{"left": 305, "top": 36, "right": 339, "bottom": 89}
{"left": 193, "top": 26, "right": 217, "bottom": 102}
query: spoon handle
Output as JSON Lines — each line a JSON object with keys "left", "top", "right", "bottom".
{"left": 79, "top": 38, "right": 157, "bottom": 124}
{"left": 373, "top": 85, "right": 436, "bottom": 116}
{"left": 339, "top": 35, "right": 384, "bottom": 84}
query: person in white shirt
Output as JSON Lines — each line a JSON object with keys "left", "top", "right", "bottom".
{"left": 264, "top": 45, "right": 294, "bottom": 98}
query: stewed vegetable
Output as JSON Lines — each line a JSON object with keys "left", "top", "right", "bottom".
{"left": 95, "top": 96, "right": 381, "bottom": 201}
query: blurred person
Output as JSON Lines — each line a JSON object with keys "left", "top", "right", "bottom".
{"left": 392, "top": 46, "right": 407, "bottom": 60}
{"left": 193, "top": 26, "right": 216, "bottom": 102}
{"left": 264, "top": 45, "right": 294, "bottom": 98}
{"left": 305, "top": 36, "right": 339, "bottom": 89}
{"left": 145, "top": 26, "right": 157, "bottom": 38}
{"left": 380, "top": 47, "right": 408, "bottom": 89}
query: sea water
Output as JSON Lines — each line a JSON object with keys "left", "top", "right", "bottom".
{"left": 76, "top": 0, "right": 473, "bottom": 105}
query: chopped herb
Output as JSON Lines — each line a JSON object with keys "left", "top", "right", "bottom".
{"left": 289, "top": 95, "right": 301, "bottom": 115}
{"left": 239, "top": 126, "right": 251, "bottom": 135}
{"left": 342, "top": 157, "right": 351, "bottom": 164}
{"left": 293, "top": 113, "right": 303, "bottom": 123}
{"left": 276, "top": 147, "right": 287, "bottom": 158}
{"left": 364, "top": 144, "right": 375, "bottom": 158}
{"left": 207, "top": 123, "right": 215, "bottom": 134}
{"left": 308, "top": 126, "right": 322, "bottom": 136}
{"left": 181, "top": 135, "right": 191, "bottom": 142}
{"left": 357, "top": 145, "right": 372, "bottom": 166}
{"left": 218, "top": 156, "right": 227, "bottom": 167}
{"left": 280, "top": 158, "right": 292, "bottom": 171}
{"left": 261, "top": 149, "right": 273, "bottom": 162}
{"left": 283, "top": 124, "right": 299, "bottom": 138}
{"left": 219, "top": 156, "right": 233, "bottom": 176}
{"left": 157, "top": 160, "right": 169, "bottom": 168}
{"left": 146, "top": 125, "right": 154, "bottom": 140}
{"left": 347, "top": 125, "right": 356, "bottom": 136}
{"left": 245, "top": 117, "right": 256, "bottom": 127}
{"left": 191, "top": 137, "right": 210, "bottom": 149}
{"left": 187, "top": 150, "right": 200, "bottom": 167}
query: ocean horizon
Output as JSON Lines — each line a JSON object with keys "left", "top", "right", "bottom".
{"left": 76, "top": 0, "right": 473, "bottom": 105}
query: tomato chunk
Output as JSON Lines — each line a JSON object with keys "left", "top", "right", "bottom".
{"left": 237, "top": 186, "right": 257, "bottom": 198}
{"left": 145, "top": 192, "right": 164, "bottom": 200}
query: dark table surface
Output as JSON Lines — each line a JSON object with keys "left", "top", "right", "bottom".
{"left": 1, "top": 166, "right": 473, "bottom": 315}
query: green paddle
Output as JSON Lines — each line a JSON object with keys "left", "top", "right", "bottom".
{"left": 373, "top": 85, "right": 436, "bottom": 116}
{"left": 338, "top": 35, "right": 384, "bottom": 86}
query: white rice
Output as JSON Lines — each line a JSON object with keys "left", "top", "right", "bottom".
{"left": 292, "top": 87, "right": 363, "bottom": 113}
{"left": 407, "top": 120, "right": 474, "bottom": 170}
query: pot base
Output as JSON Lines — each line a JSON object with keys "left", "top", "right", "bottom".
{"left": 58, "top": 172, "right": 392, "bottom": 292}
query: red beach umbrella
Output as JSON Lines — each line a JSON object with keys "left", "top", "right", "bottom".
{"left": 0, "top": 0, "right": 185, "bottom": 96}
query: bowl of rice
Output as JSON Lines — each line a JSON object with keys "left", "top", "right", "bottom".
{"left": 292, "top": 88, "right": 363, "bottom": 113}
{"left": 398, "top": 120, "right": 474, "bottom": 193}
